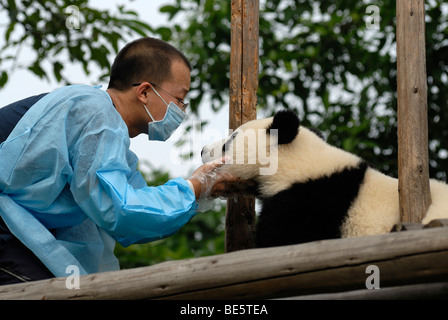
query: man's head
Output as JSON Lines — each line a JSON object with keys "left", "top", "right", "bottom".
{"left": 108, "top": 37, "right": 191, "bottom": 91}
{"left": 107, "top": 37, "right": 191, "bottom": 138}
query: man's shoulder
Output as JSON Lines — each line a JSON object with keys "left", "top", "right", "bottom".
{"left": 53, "top": 85, "right": 110, "bottom": 105}
{"left": 49, "top": 85, "right": 115, "bottom": 116}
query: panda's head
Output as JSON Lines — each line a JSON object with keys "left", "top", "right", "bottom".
{"left": 201, "top": 110, "right": 359, "bottom": 197}
{"left": 202, "top": 110, "right": 298, "bottom": 178}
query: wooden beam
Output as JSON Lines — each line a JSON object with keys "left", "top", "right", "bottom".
{"left": 284, "top": 282, "right": 448, "bottom": 300}
{"left": 1, "top": 227, "right": 447, "bottom": 300}
{"left": 396, "top": 0, "right": 431, "bottom": 223}
{"left": 226, "top": 0, "right": 259, "bottom": 252}
{"left": 391, "top": 219, "right": 448, "bottom": 232}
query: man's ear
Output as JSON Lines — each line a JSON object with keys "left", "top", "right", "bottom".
{"left": 267, "top": 110, "right": 300, "bottom": 145}
{"left": 135, "top": 82, "right": 152, "bottom": 103}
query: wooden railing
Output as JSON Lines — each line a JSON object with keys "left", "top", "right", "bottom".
{"left": 0, "top": 220, "right": 446, "bottom": 300}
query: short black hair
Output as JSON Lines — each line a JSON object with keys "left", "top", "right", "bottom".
{"left": 108, "top": 37, "right": 191, "bottom": 91}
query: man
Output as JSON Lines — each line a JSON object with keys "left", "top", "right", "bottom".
{"left": 0, "top": 37, "right": 235, "bottom": 285}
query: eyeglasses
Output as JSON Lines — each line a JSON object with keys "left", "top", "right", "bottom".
{"left": 132, "top": 81, "right": 189, "bottom": 111}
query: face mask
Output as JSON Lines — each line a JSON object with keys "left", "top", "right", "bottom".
{"left": 142, "top": 87, "right": 186, "bottom": 141}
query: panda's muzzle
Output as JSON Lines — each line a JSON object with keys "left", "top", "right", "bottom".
{"left": 201, "top": 131, "right": 239, "bottom": 164}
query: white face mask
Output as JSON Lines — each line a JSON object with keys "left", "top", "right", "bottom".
{"left": 142, "top": 87, "right": 186, "bottom": 141}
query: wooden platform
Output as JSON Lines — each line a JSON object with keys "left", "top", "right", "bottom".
{"left": 0, "top": 220, "right": 447, "bottom": 300}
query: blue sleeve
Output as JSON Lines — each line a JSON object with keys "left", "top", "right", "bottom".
{"left": 68, "top": 96, "right": 197, "bottom": 247}
{"left": 96, "top": 172, "right": 197, "bottom": 246}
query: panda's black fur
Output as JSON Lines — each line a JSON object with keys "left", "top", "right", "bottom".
{"left": 255, "top": 110, "right": 369, "bottom": 248}
{"left": 267, "top": 109, "right": 300, "bottom": 145}
{"left": 255, "top": 161, "right": 368, "bottom": 248}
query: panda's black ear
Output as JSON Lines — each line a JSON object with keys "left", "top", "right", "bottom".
{"left": 267, "top": 110, "right": 300, "bottom": 145}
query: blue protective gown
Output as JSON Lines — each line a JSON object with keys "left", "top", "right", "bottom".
{"left": 0, "top": 85, "right": 197, "bottom": 277}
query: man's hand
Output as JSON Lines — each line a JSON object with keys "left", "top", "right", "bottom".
{"left": 188, "top": 157, "right": 256, "bottom": 199}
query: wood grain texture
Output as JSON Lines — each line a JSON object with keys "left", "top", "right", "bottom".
{"left": 227, "top": 0, "right": 259, "bottom": 252}
{"left": 396, "top": 0, "right": 431, "bottom": 223}
{"left": 1, "top": 226, "right": 447, "bottom": 300}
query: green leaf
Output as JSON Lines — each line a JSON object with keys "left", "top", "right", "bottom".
{"left": 0, "top": 71, "right": 8, "bottom": 87}
{"left": 160, "top": 5, "right": 180, "bottom": 20}
{"left": 5, "top": 22, "right": 16, "bottom": 42}
{"left": 156, "top": 26, "right": 173, "bottom": 40}
{"left": 28, "top": 62, "right": 47, "bottom": 80}
{"left": 53, "top": 61, "right": 63, "bottom": 82}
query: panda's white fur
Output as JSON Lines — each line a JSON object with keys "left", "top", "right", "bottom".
{"left": 344, "top": 169, "right": 448, "bottom": 236}
{"left": 202, "top": 110, "right": 448, "bottom": 247}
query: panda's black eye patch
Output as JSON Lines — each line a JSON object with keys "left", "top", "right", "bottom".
{"left": 222, "top": 131, "right": 239, "bottom": 153}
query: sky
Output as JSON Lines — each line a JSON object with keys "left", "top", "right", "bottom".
{"left": 0, "top": 0, "right": 230, "bottom": 178}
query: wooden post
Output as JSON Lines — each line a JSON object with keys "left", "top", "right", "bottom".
{"left": 226, "top": 0, "right": 259, "bottom": 252}
{"left": 396, "top": 0, "right": 431, "bottom": 223}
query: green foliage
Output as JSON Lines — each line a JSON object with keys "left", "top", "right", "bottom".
{"left": 0, "top": 0, "right": 153, "bottom": 84}
{"left": 115, "top": 162, "right": 226, "bottom": 269}
{"left": 159, "top": 0, "right": 448, "bottom": 180}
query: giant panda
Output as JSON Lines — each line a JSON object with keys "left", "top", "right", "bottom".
{"left": 201, "top": 110, "right": 448, "bottom": 248}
